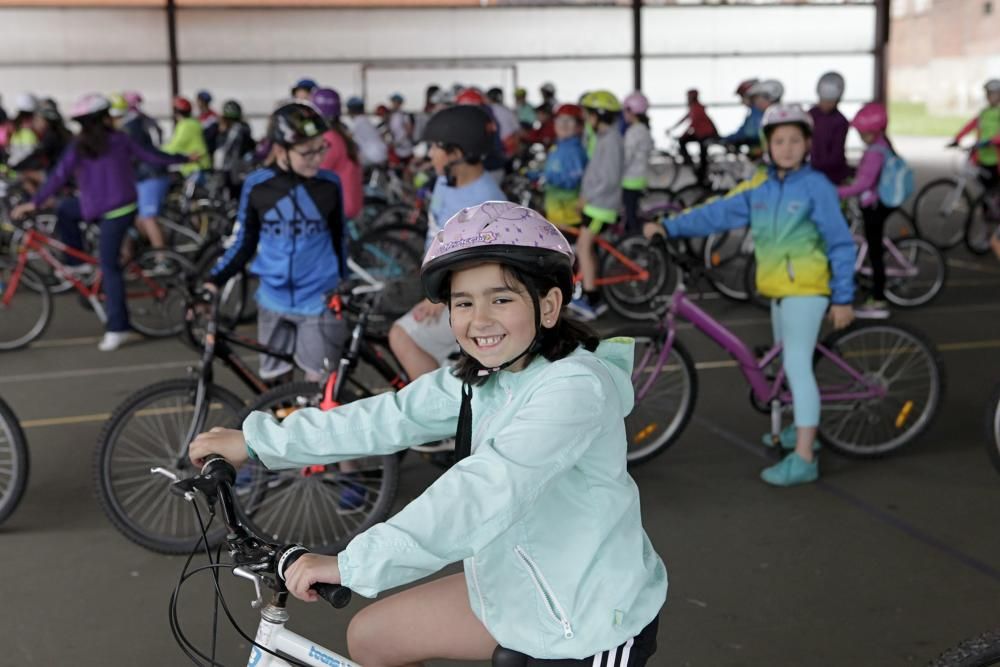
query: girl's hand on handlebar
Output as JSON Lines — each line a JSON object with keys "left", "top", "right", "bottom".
{"left": 643, "top": 222, "right": 666, "bottom": 240}
{"left": 189, "top": 427, "right": 250, "bottom": 468}
{"left": 285, "top": 554, "right": 341, "bottom": 603}
{"left": 828, "top": 304, "right": 855, "bottom": 330}
{"left": 10, "top": 202, "right": 36, "bottom": 221}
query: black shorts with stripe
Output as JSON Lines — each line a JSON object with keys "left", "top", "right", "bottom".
{"left": 492, "top": 616, "right": 659, "bottom": 667}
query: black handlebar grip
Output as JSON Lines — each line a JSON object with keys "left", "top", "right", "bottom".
{"left": 277, "top": 545, "right": 353, "bottom": 609}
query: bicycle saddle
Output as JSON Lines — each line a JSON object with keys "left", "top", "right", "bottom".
{"left": 492, "top": 646, "right": 574, "bottom": 666}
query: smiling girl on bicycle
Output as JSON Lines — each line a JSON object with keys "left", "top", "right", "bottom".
{"left": 645, "top": 104, "right": 856, "bottom": 487}
{"left": 191, "top": 201, "right": 666, "bottom": 667}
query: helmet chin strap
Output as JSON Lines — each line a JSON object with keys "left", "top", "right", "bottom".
{"left": 453, "top": 291, "right": 544, "bottom": 461}
{"left": 442, "top": 157, "right": 466, "bottom": 187}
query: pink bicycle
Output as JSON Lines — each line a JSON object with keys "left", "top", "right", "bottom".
{"left": 618, "top": 238, "right": 944, "bottom": 466}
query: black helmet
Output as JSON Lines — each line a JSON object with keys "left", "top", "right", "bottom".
{"left": 421, "top": 105, "right": 492, "bottom": 161}
{"left": 269, "top": 101, "right": 328, "bottom": 147}
{"left": 486, "top": 87, "right": 503, "bottom": 104}
{"left": 222, "top": 100, "right": 242, "bottom": 121}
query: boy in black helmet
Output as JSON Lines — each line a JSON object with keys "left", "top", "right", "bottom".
{"left": 388, "top": 105, "right": 507, "bottom": 380}
{"left": 206, "top": 101, "right": 348, "bottom": 385}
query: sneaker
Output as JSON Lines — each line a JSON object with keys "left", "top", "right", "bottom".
{"left": 855, "top": 298, "right": 890, "bottom": 320}
{"left": 567, "top": 298, "right": 607, "bottom": 322}
{"left": 62, "top": 263, "right": 95, "bottom": 279}
{"left": 337, "top": 477, "right": 368, "bottom": 516}
{"left": 761, "top": 425, "right": 820, "bottom": 452}
{"left": 97, "top": 330, "right": 135, "bottom": 352}
{"left": 760, "top": 452, "right": 819, "bottom": 487}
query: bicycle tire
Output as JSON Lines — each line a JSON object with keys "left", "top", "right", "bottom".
{"left": 608, "top": 326, "right": 698, "bottom": 466}
{"left": 601, "top": 235, "right": 677, "bottom": 321}
{"left": 364, "top": 221, "right": 425, "bottom": 258}
{"left": 815, "top": 322, "right": 943, "bottom": 458}
{"left": 351, "top": 232, "right": 423, "bottom": 318}
{"left": 963, "top": 194, "right": 999, "bottom": 256}
{"left": 369, "top": 204, "right": 428, "bottom": 235}
{"left": 913, "top": 178, "right": 971, "bottom": 249}
{"left": 0, "top": 395, "right": 29, "bottom": 526}
{"left": 743, "top": 256, "right": 771, "bottom": 311}
{"left": 648, "top": 152, "right": 682, "bottom": 191}
{"left": 884, "top": 238, "right": 947, "bottom": 307}
{"left": 126, "top": 249, "right": 195, "bottom": 337}
{"left": 0, "top": 257, "right": 52, "bottom": 351}
{"left": 192, "top": 242, "right": 249, "bottom": 329}
{"left": 94, "top": 378, "right": 246, "bottom": 554}
{"left": 3, "top": 214, "right": 75, "bottom": 294}
{"left": 985, "top": 383, "right": 1000, "bottom": 476}
{"left": 672, "top": 183, "right": 712, "bottom": 209}
{"left": 703, "top": 228, "right": 753, "bottom": 301}
{"left": 239, "top": 382, "right": 399, "bottom": 555}
{"left": 928, "top": 630, "right": 1000, "bottom": 667}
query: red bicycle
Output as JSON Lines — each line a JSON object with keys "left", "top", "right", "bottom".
{"left": 0, "top": 217, "right": 193, "bottom": 350}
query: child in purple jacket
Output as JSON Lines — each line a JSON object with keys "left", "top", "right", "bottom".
{"left": 809, "top": 71, "right": 851, "bottom": 186}
{"left": 12, "top": 94, "right": 192, "bottom": 351}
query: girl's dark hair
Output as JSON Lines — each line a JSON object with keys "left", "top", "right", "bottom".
{"left": 441, "top": 142, "right": 483, "bottom": 166}
{"left": 332, "top": 119, "right": 360, "bottom": 164}
{"left": 447, "top": 263, "right": 600, "bottom": 386}
{"left": 75, "top": 112, "right": 111, "bottom": 159}
{"left": 635, "top": 113, "right": 650, "bottom": 127}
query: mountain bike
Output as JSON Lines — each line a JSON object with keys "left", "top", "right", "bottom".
{"left": 912, "top": 145, "right": 995, "bottom": 250}
{"left": 619, "top": 237, "right": 944, "bottom": 466}
{"left": 94, "top": 260, "right": 400, "bottom": 555}
{"left": 0, "top": 394, "right": 28, "bottom": 526}
{"left": 0, "top": 218, "right": 193, "bottom": 350}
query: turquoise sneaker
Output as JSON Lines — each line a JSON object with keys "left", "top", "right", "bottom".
{"left": 760, "top": 452, "right": 819, "bottom": 487}
{"left": 760, "top": 424, "right": 821, "bottom": 451}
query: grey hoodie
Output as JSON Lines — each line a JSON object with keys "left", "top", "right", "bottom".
{"left": 581, "top": 126, "right": 624, "bottom": 215}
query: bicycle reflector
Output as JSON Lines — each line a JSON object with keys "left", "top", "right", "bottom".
{"left": 895, "top": 400, "right": 915, "bottom": 429}
{"left": 634, "top": 423, "right": 658, "bottom": 444}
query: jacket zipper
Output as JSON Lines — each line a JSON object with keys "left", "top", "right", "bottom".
{"left": 468, "top": 557, "right": 488, "bottom": 626}
{"left": 514, "top": 546, "right": 575, "bottom": 639}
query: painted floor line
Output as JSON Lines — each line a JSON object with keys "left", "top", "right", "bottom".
{"left": 693, "top": 416, "right": 1000, "bottom": 585}
{"left": 0, "top": 361, "right": 192, "bottom": 384}
{"left": 946, "top": 258, "right": 1000, "bottom": 275}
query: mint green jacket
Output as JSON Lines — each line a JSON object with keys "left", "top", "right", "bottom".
{"left": 244, "top": 339, "right": 667, "bottom": 659}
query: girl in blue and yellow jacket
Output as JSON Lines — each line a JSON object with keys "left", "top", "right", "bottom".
{"left": 646, "top": 104, "right": 856, "bottom": 487}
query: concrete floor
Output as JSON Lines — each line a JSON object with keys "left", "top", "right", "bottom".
{"left": 2, "top": 138, "right": 999, "bottom": 666}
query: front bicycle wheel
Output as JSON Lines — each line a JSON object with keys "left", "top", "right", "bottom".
{"left": 964, "top": 194, "right": 1000, "bottom": 255}
{"left": 0, "top": 257, "right": 52, "bottom": 351}
{"left": 610, "top": 327, "right": 698, "bottom": 465}
{"left": 94, "top": 378, "right": 246, "bottom": 553}
{"left": 125, "top": 249, "right": 194, "bottom": 337}
{"left": 703, "top": 228, "right": 753, "bottom": 301}
{"left": 929, "top": 630, "right": 1000, "bottom": 667}
{"left": 884, "top": 238, "right": 947, "bottom": 307}
{"left": 913, "top": 178, "right": 971, "bottom": 249}
{"left": 0, "top": 396, "right": 29, "bottom": 526}
{"left": 985, "top": 383, "right": 1000, "bottom": 476}
{"left": 601, "top": 235, "right": 676, "bottom": 320}
{"left": 240, "top": 382, "right": 399, "bottom": 554}
{"left": 351, "top": 232, "right": 423, "bottom": 318}
{"left": 815, "top": 322, "right": 943, "bottom": 458}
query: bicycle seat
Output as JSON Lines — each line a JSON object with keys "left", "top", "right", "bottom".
{"left": 492, "top": 646, "right": 573, "bottom": 666}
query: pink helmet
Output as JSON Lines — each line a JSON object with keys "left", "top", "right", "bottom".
{"left": 123, "top": 91, "right": 143, "bottom": 110}
{"left": 851, "top": 102, "right": 888, "bottom": 133}
{"left": 70, "top": 93, "right": 110, "bottom": 120}
{"left": 623, "top": 91, "right": 649, "bottom": 114}
{"left": 421, "top": 201, "right": 575, "bottom": 304}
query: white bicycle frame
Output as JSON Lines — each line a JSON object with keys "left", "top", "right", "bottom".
{"left": 235, "top": 568, "right": 360, "bottom": 667}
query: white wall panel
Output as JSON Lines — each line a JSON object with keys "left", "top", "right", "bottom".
{"left": 0, "top": 65, "right": 170, "bottom": 118}
{"left": 0, "top": 8, "right": 165, "bottom": 62}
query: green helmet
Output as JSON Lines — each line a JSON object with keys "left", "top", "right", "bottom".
{"left": 108, "top": 93, "right": 128, "bottom": 119}
{"left": 580, "top": 90, "right": 622, "bottom": 113}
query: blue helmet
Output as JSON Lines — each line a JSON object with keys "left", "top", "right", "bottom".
{"left": 294, "top": 78, "right": 318, "bottom": 93}
{"left": 196, "top": 89, "right": 212, "bottom": 104}
{"left": 346, "top": 96, "right": 365, "bottom": 112}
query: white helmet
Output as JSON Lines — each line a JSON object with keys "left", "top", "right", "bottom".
{"left": 984, "top": 79, "right": 1000, "bottom": 94}
{"left": 15, "top": 93, "right": 38, "bottom": 114}
{"left": 817, "top": 71, "right": 845, "bottom": 101}
{"left": 749, "top": 79, "right": 784, "bottom": 103}
{"left": 540, "top": 82, "right": 556, "bottom": 95}
{"left": 761, "top": 103, "right": 814, "bottom": 134}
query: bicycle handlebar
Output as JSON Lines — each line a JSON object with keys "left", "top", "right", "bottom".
{"left": 166, "top": 455, "right": 353, "bottom": 610}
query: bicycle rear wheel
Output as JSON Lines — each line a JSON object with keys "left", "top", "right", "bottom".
{"left": 610, "top": 327, "right": 698, "bottom": 465}
{"left": 913, "top": 178, "right": 971, "bottom": 249}
{"left": 814, "top": 322, "right": 943, "bottom": 458}
{"left": 94, "top": 378, "right": 246, "bottom": 553}
{"left": 0, "top": 396, "right": 29, "bottom": 526}
{"left": 985, "top": 383, "right": 1000, "bottom": 476}
{"left": 703, "top": 228, "right": 753, "bottom": 301}
{"left": 601, "top": 235, "right": 676, "bottom": 320}
{"left": 964, "top": 194, "right": 1000, "bottom": 255}
{"left": 883, "top": 237, "right": 947, "bottom": 307}
{"left": 125, "top": 249, "right": 194, "bottom": 337}
{"left": 351, "top": 232, "right": 423, "bottom": 318}
{"left": 0, "top": 257, "right": 52, "bottom": 351}
{"left": 239, "top": 382, "right": 399, "bottom": 554}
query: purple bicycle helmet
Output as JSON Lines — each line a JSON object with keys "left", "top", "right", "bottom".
{"left": 311, "top": 88, "right": 341, "bottom": 121}
{"left": 421, "top": 201, "right": 575, "bottom": 304}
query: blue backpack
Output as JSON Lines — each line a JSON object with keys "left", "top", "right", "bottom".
{"left": 874, "top": 145, "right": 914, "bottom": 208}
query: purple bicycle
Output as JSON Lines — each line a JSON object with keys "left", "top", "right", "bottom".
{"left": 618, "top": 239, "right": 944, "bottom": 466}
